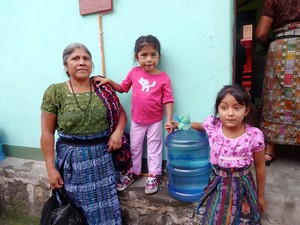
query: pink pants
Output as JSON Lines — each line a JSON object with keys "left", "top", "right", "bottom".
{"left": 128, "top": 120, "right": 163, "bottom": 176}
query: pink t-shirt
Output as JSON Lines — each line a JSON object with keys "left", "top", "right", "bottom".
{"left": 202, "top": 116, "right": 265, "bottom": 168}
{"left": 120, "top": 66, "right": 174, "bottom": 124}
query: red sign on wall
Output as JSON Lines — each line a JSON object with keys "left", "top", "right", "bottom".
{"left": 79, "top": 0, "right": 112, "bottom": 16}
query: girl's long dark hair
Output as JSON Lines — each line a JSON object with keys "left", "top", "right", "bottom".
{"left": 214, "top": 84, "right": 258, "bottom": 126}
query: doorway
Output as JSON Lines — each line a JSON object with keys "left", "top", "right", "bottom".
{"left": 235, "top": 0, "right": 266, "bottom": 108}
{"left": 236, "top": 10, "right": 256, "bottom": 92}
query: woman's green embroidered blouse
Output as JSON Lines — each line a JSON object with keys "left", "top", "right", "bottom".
{"left": 41, "top": 82, "right": 109, "bottom": 135}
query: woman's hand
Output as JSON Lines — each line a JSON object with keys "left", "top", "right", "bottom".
{"left": 41, "top": 112, "right": 63, "bottom": 189}
{"left": 107, "top": 130, "right": 123, "bottom": 152}
{"left": 47, "top": 168, "right": 64, "bottom": 189}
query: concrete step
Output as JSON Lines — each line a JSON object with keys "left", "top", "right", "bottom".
{"left": 0, "top": 157, "right": 198, "bottom": 225}
{"left": 1, "top": 149, "right": 300, "bottom": 225}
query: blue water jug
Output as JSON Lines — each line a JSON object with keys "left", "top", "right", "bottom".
{"left": 167, "top": 163, "right": 211, "bottom": 202}
{"left": 165, "top": 127, "right": 211, "bottom": 202}
{"left": 0, "top": 133, "right": 5, "bottom": 162}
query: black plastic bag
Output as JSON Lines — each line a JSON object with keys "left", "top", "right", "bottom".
{"left": 40, "top": 190, "right": 59, "bottom": 225}
{"left": 40, "top": 188, "right": 87, "bottom": 225}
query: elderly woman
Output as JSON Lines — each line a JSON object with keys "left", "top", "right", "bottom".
{"left": 40, "top": 43, "right": 126, "bottom": 224}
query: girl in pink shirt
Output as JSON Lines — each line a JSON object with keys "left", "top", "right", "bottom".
{"left": 173, "top": 84, "right": 266, "bottom": 224}
{"left": 94, "top": 35, "right": 174, "bottom": 194}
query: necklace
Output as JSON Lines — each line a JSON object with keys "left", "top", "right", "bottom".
{"left": 69, "top": 79, "right": 92, "bottom": 112}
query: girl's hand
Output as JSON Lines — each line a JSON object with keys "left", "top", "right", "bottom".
{"left": 107, "top": 130, "right": 122, "bottom": 152}
{"left": 165, "top": 121, "right": 179, "bottom": 134}
{"left": 92, "top": 75, "right": 110, "bottom": 87}
{"left": 258, "top": 196, "right": 266, "bottom": 213}
{"left": 165, "top": 123, "right": 174, "bottom": 134}
{"left": 47, "top": 168, "right": 64, "bottom": 190}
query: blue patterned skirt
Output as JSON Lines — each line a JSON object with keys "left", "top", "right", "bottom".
{"left": 196, "top": 165, "right": 261, "bottom": 225}
{"left": 55, "top": 131, "right": 122, "bottom": 225}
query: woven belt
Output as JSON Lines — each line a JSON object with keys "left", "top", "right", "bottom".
{"left": 274, "top": 22, "right": 300, "bottom": 38}
{"left": 275, "top": 28, "right": 300, "bottom": 38}
{"left": 214, "top": 168, "right": 250, "bottom": 177}
{"left": 59, "top": 136, "right": 109, "bottom": 147}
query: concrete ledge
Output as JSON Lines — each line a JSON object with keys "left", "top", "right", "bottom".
{"left": 0, "top": 157, "right": 50, "bottom": 225}
{"left": 119, "top": 176, "right": 199, "bottom": 225}
{"left": 0, "top": 157, "right": 198, "bottom": 225}
{"left": 2, "top": 148, "right": 300, "bottom": 224}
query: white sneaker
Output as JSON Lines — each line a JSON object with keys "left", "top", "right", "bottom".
{"left": 116, "top": 173, "right": 134, "bottom": 191}
{"left": 145, "top": 176, "right": 159, "bottom": 195}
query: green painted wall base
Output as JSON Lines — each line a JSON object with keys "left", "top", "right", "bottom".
{"left": 3, "top": 145, "right": 44, "bottom": 161}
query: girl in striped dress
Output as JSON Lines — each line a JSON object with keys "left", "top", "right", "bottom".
{"left": 175, "top": 85, "right": 266, "bottom": 225}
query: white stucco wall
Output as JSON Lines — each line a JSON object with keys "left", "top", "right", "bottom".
{"left": 0, "top": 1, "right": 233, "bottom": 154}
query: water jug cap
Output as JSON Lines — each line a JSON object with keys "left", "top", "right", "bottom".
{"left": 174, "top": 114, "right": 191, "bottom": 130}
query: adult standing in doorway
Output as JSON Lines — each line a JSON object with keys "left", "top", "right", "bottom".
{"left": 255, "top": 0, "right": 300, "bottom": 166}
{"left": 41, "top": 43, "right": 127, "bottom": 224}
